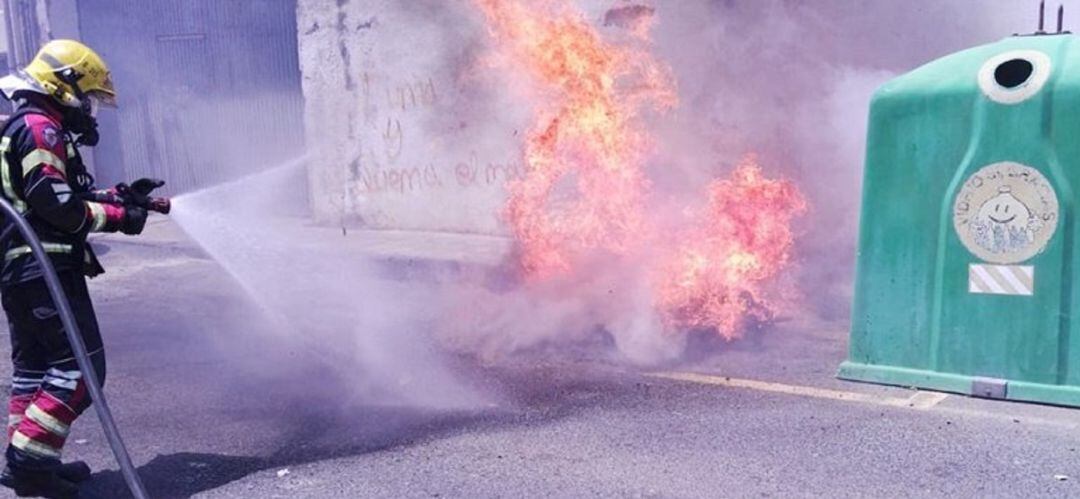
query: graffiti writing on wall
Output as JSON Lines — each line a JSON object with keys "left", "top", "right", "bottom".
{"left": 354, "top": 163, "right": 444, "bottom": 194}
{"left": 347, "top": 152, "right": 523, "bottom": 198}
{"left": 348, "top": 69, "right": 524, "bottom": 198}
{"left": 454, "top": 153, "right": 525, "bottom": 188}
{"left": 371, "top": 76, "right": 440, "bottom": 164}
{"left": 386, "top": 77, "right": 438, "bottom": 111}
{"left": 382, "top": 117, "right": 404, "bottom": 161}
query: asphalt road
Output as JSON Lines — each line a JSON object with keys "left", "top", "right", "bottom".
{"left": 0, "top": 224, "right": 1077, "bottom": 498}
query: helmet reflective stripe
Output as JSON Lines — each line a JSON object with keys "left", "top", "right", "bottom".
{"left": 39, "top": 53, "right": 67, "bottom": 71}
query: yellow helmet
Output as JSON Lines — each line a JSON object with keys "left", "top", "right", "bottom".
{"left": 23, "top": 39, "right": 116, "bottom": 109}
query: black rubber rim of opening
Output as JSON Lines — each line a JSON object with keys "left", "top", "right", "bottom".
{"left": 994, "top": 58, "right": 1035, "bottom": 89}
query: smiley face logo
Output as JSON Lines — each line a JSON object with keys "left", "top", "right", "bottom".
{"left": 970, "top": 185, "right": 1041, "bottom": 256}
{"left": 980, "top": 186, "right": 1025, "bottom": 224}
{"left": 954, "top": 162, "right": 1058, "bottom": 264}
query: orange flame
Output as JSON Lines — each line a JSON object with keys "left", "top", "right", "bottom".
{"left": 656, "top": 155, "right": 808, "bottom": 338}
{"left": 476, "top": 0, "right": 676, "bottom": 277}
{"left": 476, "top": 0, "right": 807, "bottom": 340}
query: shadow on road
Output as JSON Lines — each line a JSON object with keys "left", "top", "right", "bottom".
{"left": 79, "top": 364, "right": 632, "bottom": 499}
{"left": 80, "top": 405, "right": 503, "bottom": 498}
{"left": 80, "top": 452, "right": 265, "bottom": 499}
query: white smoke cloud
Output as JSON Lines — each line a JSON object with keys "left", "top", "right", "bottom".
{"left": 643, "top": 0, "right": 1047, "bottom": 318}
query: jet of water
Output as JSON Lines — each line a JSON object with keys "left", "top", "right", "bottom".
{"left": 169, "top": 155, "right": 490, "bottom": 410}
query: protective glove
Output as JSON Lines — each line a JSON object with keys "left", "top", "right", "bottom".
{"left": 115, "top": 178, "right": 165, "bottom": 210}
{"left": 130, "top": 178, "right": 165, "bottom": 196}
{"left": 121, "top": 205, "right": 148, "bottom": 235}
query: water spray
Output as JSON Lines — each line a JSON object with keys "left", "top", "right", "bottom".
{"left": 0, "top": 200, "right": 149, "bottom": 499}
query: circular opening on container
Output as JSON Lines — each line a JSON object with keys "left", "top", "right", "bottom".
{"left": 994, "top": 58, "right": 1034, "bottom": 89}
{"left": 979, "top": 50, "right": 1051, "bottom": 104}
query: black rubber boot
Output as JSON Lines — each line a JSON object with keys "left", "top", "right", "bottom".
{"left": 55, "top": 461, "right": 91, "bottom": 483}
{"left": 0, "top": 465, "right": 79, "bottom": 498}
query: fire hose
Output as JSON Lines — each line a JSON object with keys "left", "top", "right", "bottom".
{"left": 0, "top": 198, "right": 149, "bottom": 499}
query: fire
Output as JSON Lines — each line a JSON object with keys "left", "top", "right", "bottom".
{"left": 656, "top": 156, "right": 808, "bottom": 339}
{"left": 476, "top": 0, "right": 807, "bottom": 342}
{"left": 475, "top": 0, "right": 675, "bottom": 277}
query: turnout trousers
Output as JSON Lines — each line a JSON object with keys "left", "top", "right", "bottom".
{"left": 1, "top": 272, "right": 105, "bottom": 471}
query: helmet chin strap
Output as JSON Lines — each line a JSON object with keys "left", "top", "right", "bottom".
{"left": 54, "top": 68, "right": 99, "bottom": 146}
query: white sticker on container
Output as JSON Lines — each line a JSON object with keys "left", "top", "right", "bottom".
{"left": 954, "top": 162, "right": 1058, "bottom": 265}
{"left": 969, "top": 264, "right": 1034, "bottom": 296}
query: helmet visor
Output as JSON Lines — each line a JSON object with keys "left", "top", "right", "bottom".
{"left": 87, "top": 90, "right": 117, "bottom": 109}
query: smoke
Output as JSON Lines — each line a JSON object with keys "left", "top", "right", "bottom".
{"left": 159, "top": 0, "right": 1049, "bottom": 388}
{"left": 170, "top": 158, "right": 490, "bottom": 409}
{"left": 422, "top": 0, "right": 1048, "bottom": 360}
{"left": 642, "top": 0, "right": 1044, "bottom": 318}
{"left": 435, "top": 262, "right": 687, "bottom": 365}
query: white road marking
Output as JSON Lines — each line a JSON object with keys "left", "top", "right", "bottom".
{"left": 647, "top": 371, "right": 1080, "bottom": 430}
{"left": 646, "top": 371, "right": 946, "bottom": 410}
{"left": 905, "top": 390, "right": 951, "bottom": 409}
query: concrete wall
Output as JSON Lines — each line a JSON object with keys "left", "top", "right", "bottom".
{"left": 40, "top": 0, "right": 79, "bottom": 40}
{"left": 298, "top": 0, "right": 545, "bottom": 235}
{"left": 3, "top": 0, "right": 79, "bottom": 65}
{"left": 78, "top": 0, "right": 306, "bottom": 194}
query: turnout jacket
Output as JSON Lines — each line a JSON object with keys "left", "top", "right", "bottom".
{"left": 0, "top": 101, "right": 125, "bottom": 285}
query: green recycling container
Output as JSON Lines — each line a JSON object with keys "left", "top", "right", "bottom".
{"left": 838, "top": 33, "right": 1080, "bottom": 406}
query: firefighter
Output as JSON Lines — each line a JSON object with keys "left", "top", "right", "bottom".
{"left": 0, "top": 40, "right": 159, "bottom": 498}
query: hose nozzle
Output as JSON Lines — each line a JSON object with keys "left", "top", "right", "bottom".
{"left": 147, "top": 197, "right": 171, "bottom": 215}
